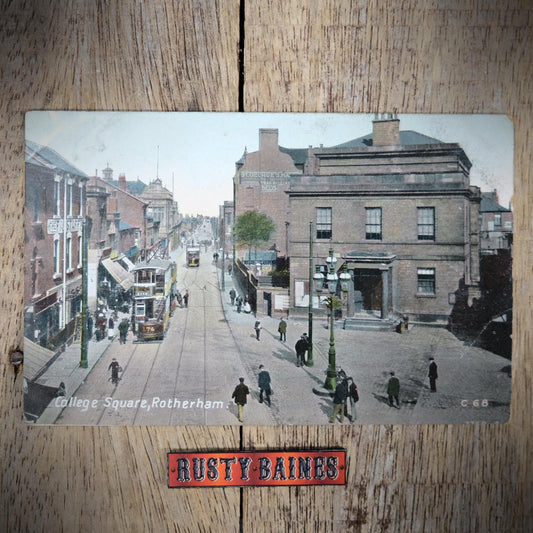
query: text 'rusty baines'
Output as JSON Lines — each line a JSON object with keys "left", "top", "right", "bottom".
{"left": 168, "top": 450, "right": 346, "bottom": 488}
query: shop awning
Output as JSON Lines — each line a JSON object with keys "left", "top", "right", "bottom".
{"left": 23, "top": 337, "right": 55, "bottom": 382}
{"left": 101, "top": 257, "right": 134, "bottom": 291}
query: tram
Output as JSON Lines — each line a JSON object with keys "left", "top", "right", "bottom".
{"left": 132, "top": 259, "right": 177, "bottom": 341}
{"left": 186, "top": 246, "right": 200, "bottom": 267}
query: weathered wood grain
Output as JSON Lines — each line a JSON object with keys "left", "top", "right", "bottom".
{"left": 1, "top": 0, "right": 531, "bottom": 531}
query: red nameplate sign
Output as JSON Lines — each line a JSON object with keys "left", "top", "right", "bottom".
{"left": 168, "top": 450, "right": 346, "bottom": 488}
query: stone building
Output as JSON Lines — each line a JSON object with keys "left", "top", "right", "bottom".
{"left": 138, "top": 177, "right": 180, "bottom": 255}
{"left": 479, "top": 190, "right": 513, "bottom": 254}
{"left": 219, "top": 200, "right": 234, "bottom": 259}
{"left": 24, "top": 141, "right": 88, "bottom": 347}
{"left": 234, "top": 128, "right": 302, "bottom": 258}
{"left": 287, "top": 115, "right": 482, "bottom": 324}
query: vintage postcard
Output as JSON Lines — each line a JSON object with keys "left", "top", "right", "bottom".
{"left": 24, "top": 112, "right": 513, "bottom": 425}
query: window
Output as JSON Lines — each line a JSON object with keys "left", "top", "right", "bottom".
{"left": 417, "top": 268, "right": 436, "bottom": 294}
{"left": 418, "top": 207, "right": 435, "bottom": 240}
{"left": 54, "top": 238, "right": 60, "bottom": 274}
{"left": 365, "top": 208, "right": 382, "bottom": 240}
{"left": 54, "top": 179, "right": 61, "bottom": 216}
{"left": 316, "top": 207, "right": 332, "bottom": 239}
{"left": 78, "top": 235, "right": 82, "bottom": 266}
{"left": 67, "top": 182, "right": 73, "bottom": 216}
{"left": 494, "top": 214, "right": 502, "bottom": 226}
{"left": 66, "top": 236, "right": 72, "bottom": 270}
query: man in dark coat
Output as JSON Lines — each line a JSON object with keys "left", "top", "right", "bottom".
{"left": 329, "top": 378, "right": 349, "bottom": 424}
{"left": 295, "top": 333, "right": 309, "bottom": 367}
{"left": 278, "top": 318, "right": 287, "bottom": 341}
{"left": 108, "top": 358, "right": 121, "bottom": 385}
{"left": 229, "top": 288, "right": 236, "bottom": 305}
{"left": 183, "top": 290, "right": 189, "bottom": 308}
{"left": 118, "top": 319, "right": 129, "bottom": 344}
{"left": 428, "top": 357, "right": 438, "bottom": 392}
{"left": 231, "top": 377, "right": 249, "bottom": 422}
{"left": 257, "top": 365, "right": 272, "bottom": 406}
{"left": 387, "top": 371, "right": 400, "bottom": 407}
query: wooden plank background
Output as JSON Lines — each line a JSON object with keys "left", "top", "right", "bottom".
{"left": 1, "top": 1, "right": 531, "bottom": 531}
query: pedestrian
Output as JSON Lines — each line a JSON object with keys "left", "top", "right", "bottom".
{"left": 98, "top": 315, "right": 106, "bottom": 341}
{"left": 258, "top": 365, "right": 272, "bottom": 406}
{"left": 236, "top": 296, "right": 242, "bottom": 313}
{"left": 87, "top": 315, "right": 93, "bottom": 340}
{"left": 229, "top": 288, "right": 236, "bottom": 306}
{"left": 183, "top": 290, "right": 189, "bottom": 308}
{"left": 278, "top": 317, "right": 287, "bottom": 341}
{"left": 329, "top": 377, "right": 349, "bottom": 424}
{"left": 428, "top": 357, "right": 438, "bottom": 392}
{"left": 130, "top": 313, "right": 136, "bottom": 334}
{"left": 231, "top": 377, "right": 250, "bottom": 423}
{"left": 176, "top": 290, "right": 183, "bottom": 307}
{"left": 108, "top": 358, "right": 121, "bottom": 385}
{"left": 387, "top": 372, "right": 400, "bottom": 408}
{"left": 295, "top": 333, "right": 309, "bottom": 367}
{"left": 254, "top": 320, "right": 262, "bottom": 340}
{"left": 345, "top": 377, "right": 359, "bottom": 422}
{"left": 118, "top": 318, "right": 129, "bottom": 344}
{"left": 107, "top": 316, "right": 115, "bottom": 340}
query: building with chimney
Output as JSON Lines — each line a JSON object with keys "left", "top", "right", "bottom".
{"left": 286, "top": 114, "right": 482, "bottom": 324}
{"left": 138, "top": 177, "right": 180, "bottom": 256}
{"left": 24, "top": 141, "right": 88, "bottom": 347}
{"left": 479, "top": 190, "right": 513, "bottom": 254}
{"left": 234, "top": 128, "right": 303, "bottom": 258}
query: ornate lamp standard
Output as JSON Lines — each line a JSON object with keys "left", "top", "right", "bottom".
{"left": 315, "top": 249, "right": 352, "bottom": 391}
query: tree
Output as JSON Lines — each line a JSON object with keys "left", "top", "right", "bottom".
{"left": 233, "top": 210, "right": 276, "bottom": 262}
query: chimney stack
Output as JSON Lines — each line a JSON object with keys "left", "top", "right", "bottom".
{"left": 259, "top": 128, "right": 279, "bottom": 151}
{"left": 372, "top": 113, "right": 400, "bottom": 146}
{"left": 118, "top": 173, "right": 127, "bottom": 191}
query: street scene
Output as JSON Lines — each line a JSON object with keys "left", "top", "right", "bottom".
{"left": 23, "top": 112, "right": 513, "bottom": 426}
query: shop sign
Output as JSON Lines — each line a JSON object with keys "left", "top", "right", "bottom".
{"left": 168, "top": 450, "right": 346, "bottom": 488}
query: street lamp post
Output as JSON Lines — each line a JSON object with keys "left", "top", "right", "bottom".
{"left": 315, "top": 249, "right": 352, "bottom": 391}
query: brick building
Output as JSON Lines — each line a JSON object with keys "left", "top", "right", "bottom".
{"left": 286, "top": 115, "right": 482, "bottom": 323}
{"left": 88, "top": 172, "right": 148, "bottom": 257}
{"left": 234, "top": 129, "right": 302, "bottom": 258}
{"left": 24, "top": 141, "right": 88, "bottom": 346}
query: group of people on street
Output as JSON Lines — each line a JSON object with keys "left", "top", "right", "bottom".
{"left": 229, "top": 288, "right": 251, "bottom": 313}
{"left": 330, "top": 370, "right": 359, "bottom": 424}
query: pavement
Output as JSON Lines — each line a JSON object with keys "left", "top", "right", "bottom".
{"left": 25, "top": 246, "right": 512, "bottom": 426}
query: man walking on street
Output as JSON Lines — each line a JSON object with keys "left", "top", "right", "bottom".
{"left": 183, "top": 290, "right": 189, "bottom": 308}
{"left": 258, "top": 365, "right": 272, "bottom": 406}
{"left": 278, "top": 317, "right": 287, "bottom": 341}
{"left": 118, "top": 318, "right": 129, "bottom": 344}
{"left": 254, "top": 320, "right": 262, "bottom": 340}
{"left": 387, "top": 372, "right": 400, "bottom": 408}
{"left": 428, "top": 357, "right": 438, "bottom": 392}
{"left": 229, "top": 288, "right": 236, "bottom": 306}
{"left": 295, "top": 333, "right": 309, "bottom": 367}
{"left": 232, "top": 377, "right": 249, "bottom": 423}
{"left": 108, "top": 358, "right": 121, "bottom": 385}
{"left": 329, "top": 377, "right": 349, "bottom": 424}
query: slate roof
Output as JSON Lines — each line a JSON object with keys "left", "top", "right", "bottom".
{"left": 108, "top": 178, "right": 147, "bottom": 195}
{"left": 480, "top": 193, "right": 511, "bottom": 212}
{"left": 237, "top": 129, "right": 444, "bottom": 168}
{"left": 25, "top": 140, "right": 89, "bottom": 177}
{"left": 333, "top": 130, "right": 443, "bottom": 148}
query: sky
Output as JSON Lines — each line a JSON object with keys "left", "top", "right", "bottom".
{"left": 25, "top": 112, "right": 514, "bottom": 217}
